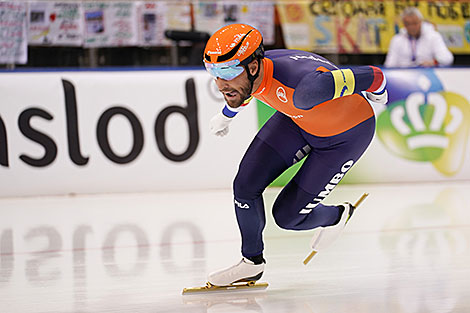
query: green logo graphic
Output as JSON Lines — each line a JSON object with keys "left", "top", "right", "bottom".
{"left": 377, "top": 74, "right": 470, "bottom": 176}
{"left": 256, "top": 100, "right": 304, "bottom": 186}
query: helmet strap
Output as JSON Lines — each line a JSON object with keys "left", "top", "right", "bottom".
{"left": 243, "top": 58, "right": 261, "bottom": 101}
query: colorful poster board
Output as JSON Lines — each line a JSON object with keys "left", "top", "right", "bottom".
{"left": 277, "top": 0, "right": 470, "bottom": 54}
{"left": 137, "top": 1, "right": 191, "bottom": 47}
{"left": 0, "top": 2, "right": 28, "bottom": 64}
{"left": 83, "top": 2, "right": 138, "bottom": 47}
{"left": 28, "top": 1, "right": 83, "bottom": 46}
{"left": 194, "top": 1, "right": 275, "bottom": 45}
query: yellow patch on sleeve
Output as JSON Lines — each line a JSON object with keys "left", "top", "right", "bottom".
{"left": 331, "top": 69, "right": 355, "bottom": 99}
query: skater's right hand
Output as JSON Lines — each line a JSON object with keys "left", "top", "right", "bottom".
{"left": 210, "top": 112, "right": 233, "bottom": 137}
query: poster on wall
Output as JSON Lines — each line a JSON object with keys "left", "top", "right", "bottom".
{"left": 83, "top": 2, "right": 138, "bottom": 47}
{"left": 28, "top": 1, "right": 83, "bottom": 46}
{"left": 276, "top": 0, "right": 390, "bottom": 53}
{"left": 137, "top": 1, "right": 191, "bottom": 47}
{"left": 276, "top": 0, "right": 470, "bottom": 54}
{"left": 0, "top": 2, "right": 28, "bottom": 64}
{"left": 194, "top": 1, "right": 275, "bottom": 45}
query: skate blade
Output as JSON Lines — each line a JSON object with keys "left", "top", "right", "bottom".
{"left": 303, "top": 192, "right": 369, "bottom": 265}
{"left": 182, "top": 281, "right": 268, "bottom": 295}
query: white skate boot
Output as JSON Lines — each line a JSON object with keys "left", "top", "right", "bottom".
{"left": 207, "top": 257, "right": 265, "bottom": 286}
{"left": 182, "top": 257, "right": 269, "bottom": 294}
{"left": 310, "top": 202, "right": 355, "bottom": 251}
{"left": 304, "top": 193, "right": 368, "bottom": 265}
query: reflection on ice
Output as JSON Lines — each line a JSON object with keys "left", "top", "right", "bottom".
{"left": 0, "top": 182, "right": 469, "bottom": 313}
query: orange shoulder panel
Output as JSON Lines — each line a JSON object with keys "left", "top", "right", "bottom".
{"left": 254, "top": 58, "right": 374, "bottom": 137}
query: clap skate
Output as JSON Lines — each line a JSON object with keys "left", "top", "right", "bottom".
{"left": 182, "top": 258, "right": 268, "bottom": 294}
{"left": 303, "top": 193, "right": 369, "bottom": 265}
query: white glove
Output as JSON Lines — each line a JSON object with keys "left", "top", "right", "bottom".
{"left": 365, "top": 89, "right": 388, "bottom": 105}
{"left": 210, "top": 112, "right": 233, "bottom": 137}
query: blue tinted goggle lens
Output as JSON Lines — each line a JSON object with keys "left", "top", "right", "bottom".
{"left": 204, "top": 59, "right": 245, "bottom": 81}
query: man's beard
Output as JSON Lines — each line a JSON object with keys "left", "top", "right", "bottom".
{"left": 224, "top": 80, "right": 252, "bottom": 108}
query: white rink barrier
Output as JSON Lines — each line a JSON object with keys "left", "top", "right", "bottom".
{"left": 1, "top": 67, "right": 470, "bottom": 197}
{"left": 0, "top": 69, "right": 257, "bottom": 197}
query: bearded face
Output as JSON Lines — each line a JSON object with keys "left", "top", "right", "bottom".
{"left": 215, "top": 69, "right": 253, "bottom": 108}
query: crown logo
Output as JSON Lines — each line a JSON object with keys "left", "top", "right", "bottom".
{"left": 390, "top": 75, "right": 462, "bottom": 151}
{"left": 377, "top": 74, "right": 470, "bottom": 176}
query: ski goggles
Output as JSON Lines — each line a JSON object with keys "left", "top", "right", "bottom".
{"left": 204, "top": 59, "right": 245, "bottom": 81}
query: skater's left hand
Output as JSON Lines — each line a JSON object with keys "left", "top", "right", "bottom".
{"left": 365, "top": 90, "right": 388, "bottom": 105}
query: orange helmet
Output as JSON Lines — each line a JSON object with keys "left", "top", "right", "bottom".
{"left": 203, "top": 24, "right": 264, "bottom": 80}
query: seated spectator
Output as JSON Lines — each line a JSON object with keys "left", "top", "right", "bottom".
{"left": 385, "top": 7, "right": 453, "bottom": 67}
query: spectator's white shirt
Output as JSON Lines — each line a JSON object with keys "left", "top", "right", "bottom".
{"left": 384, "top": 22, "right": 454, "bottom": 67}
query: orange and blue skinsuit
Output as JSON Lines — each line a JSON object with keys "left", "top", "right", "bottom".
{"left": 231, "top": 50, "right": 386, "bottom": 259}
